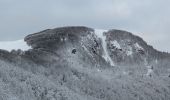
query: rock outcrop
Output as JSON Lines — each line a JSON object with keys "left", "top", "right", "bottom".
{"left": 0, "top": 26, "right": 170, "bottom": 100}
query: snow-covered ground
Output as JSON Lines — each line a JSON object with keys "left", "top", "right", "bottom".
{"left": 110, "top": 40, "right": 121, "bottom": 49}
{"left": 95, "top": 29, "right": 115, "bottom": 66}
{"left": 0, "top": 39, "right": 31, "bottom": 51}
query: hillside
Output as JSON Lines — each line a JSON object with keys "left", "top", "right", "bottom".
{"left": 0, "top": 26, "right": 170, "bottom": 100}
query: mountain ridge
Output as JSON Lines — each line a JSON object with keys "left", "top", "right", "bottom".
{"left": 0, "top": 26, "right": 170, "bottom": 100}
{"left": 24, "top": 26, "right": 170, "bottom": 65}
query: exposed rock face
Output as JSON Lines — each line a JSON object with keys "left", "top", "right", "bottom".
{"left": 0, "top": 26, "right": 170, "bottom": 100}
{"left": 25, "top": 26, "right": 93, "bottom": 49}
{"left": 106, "top": 29, "right": 161, "bottom": 65}
{"left": 25, "top": 26, "right": 169, "bottom": 66}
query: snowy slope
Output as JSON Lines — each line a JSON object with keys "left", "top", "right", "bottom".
{"left": 94, "top": 29, "right": 115, "bottom": 66}
{"left": 0, "top": 39, "right": 31, "bottom": 51}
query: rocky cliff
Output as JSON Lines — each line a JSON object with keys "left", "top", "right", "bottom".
{"left": 0, "top": 26, "right": 170, "bottom": 100}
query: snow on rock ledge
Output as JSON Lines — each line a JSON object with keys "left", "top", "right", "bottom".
{"left": 110, "top": 40, "right": 121, "bottom": 49}
{"left": 0, "top": 39, "right": 31, "bottom": 51}
{"left": 94, "top": 29, "right": 115, "bottom": 66}
{"left": 134, "top": 43, "right": 144, "bottom": 50}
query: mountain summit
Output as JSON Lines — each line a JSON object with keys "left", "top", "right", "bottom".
{"left": 0, "top": 26, "right": 170, "bottom": 100}
{"left": 24, "top": 26, "right": 170, "bottom": 66}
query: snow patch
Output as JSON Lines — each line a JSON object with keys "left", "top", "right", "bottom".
{"left": 146, "top": 65, "right": 153, "bottom": 76}
{"left": 155, "top": 59, "right": 158, "bottom": 64}
{"left": 94, "top": 29, "right": 114, "bottom": 66}
{"left": 0, "top": 39, "right": 31, "bottom": 51}
{"left": 126, "top": 47, "right": 133, "bottom": 56}
{"left": 134, "top": 43, "right": 143, "bottom": 50}
{"left": 110, "top": 40, "right": 121, "bottom": 49}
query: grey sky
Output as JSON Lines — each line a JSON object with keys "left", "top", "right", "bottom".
{"left": 0, "top": 0, "right": 170, "bottom": 52}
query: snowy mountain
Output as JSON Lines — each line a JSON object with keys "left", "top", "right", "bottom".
{"left": 0, "top": 26, "right": 170, "bottom": 100}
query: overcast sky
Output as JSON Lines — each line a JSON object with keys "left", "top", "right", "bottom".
{"left": 0, "top": 0, "right": 170, "bottom": 52}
